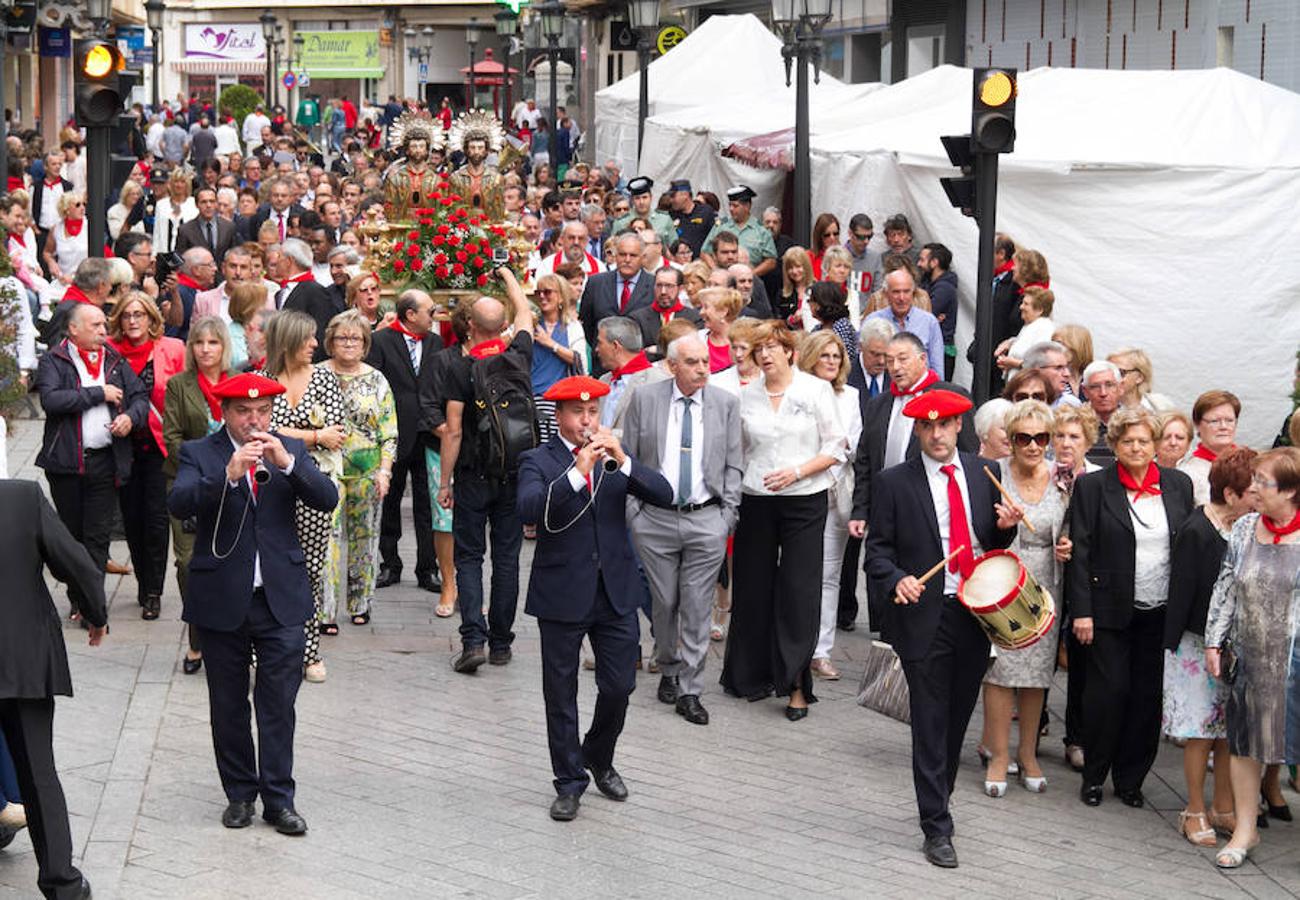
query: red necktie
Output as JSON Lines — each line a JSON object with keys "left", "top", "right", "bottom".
{"left": 248, "top": 471, "right": 259, "bottom": 500}
{"left": 940, "top": 464, "right": 975, "bottom": 578}
{"left": 619, "top": 278, "right": 632, "bottom": 312}
{"left": 572, "top": 447, "right": 592, "bottom": 493}
{"left": 277, "top": 213, "right": 285, "bottom": 242}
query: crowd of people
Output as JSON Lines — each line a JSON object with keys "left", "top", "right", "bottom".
{"left": 1, "top": 93, "right": 1300, "bottom": 893}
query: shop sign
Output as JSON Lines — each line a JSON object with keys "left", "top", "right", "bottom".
{"left": 184, "top": 23, "right": 266, "bottom": 60}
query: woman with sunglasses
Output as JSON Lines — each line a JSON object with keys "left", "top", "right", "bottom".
{"left": 530, "top": 273, "right": 588, "bottom": 442}
{"left": 41, "top": 192, "right": 88, "bottom": 288}
{"left": 979, "top": 400, "right": 1074, "bottom": 797}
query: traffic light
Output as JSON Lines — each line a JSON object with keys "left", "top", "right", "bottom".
{"left": 939, "top": 134, "right": 977, "bottom": 217}
{"left": 972, "top": 67, "right": 1017, "bottom": 153}
{"left": 75, "top": 39, "right": 126, "bottom": 128}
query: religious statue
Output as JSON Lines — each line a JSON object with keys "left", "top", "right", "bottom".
{"left": 446, "top": 110, "right": 507, "bottom": 224}
{"left": 383, "top": 112, "right": 443, "bottom": 223}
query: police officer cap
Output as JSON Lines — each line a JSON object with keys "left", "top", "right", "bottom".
{"left": 726, "top": 185, "right": 757, "bottom": 203}
{"left": 669, "top": 179, "right": 692, "bottom": 194}
{"left": 627, "top": 176, "right": 654, "bottom": 196}
{"left": 211, "top": 373, "right": 287, "bottom": 401}
{"left": 543, "top": 375, "right": 610, "bottom": 403}
{"left": 902, "top": 389, "right": 972, "bottom": 422}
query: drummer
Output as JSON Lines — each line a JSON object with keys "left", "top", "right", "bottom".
{"left": 864, "top": 389, "right": 1021, "bottom": 869}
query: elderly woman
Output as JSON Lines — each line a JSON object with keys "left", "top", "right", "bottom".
{"left": 1003, "top": 367, "right": 1058, "bottom": 406}
{"left": 323, "top": 310, "right": 398, "bottom": 627}
{"left": 1069, "top": 407, "right": 1196, "bottom": 808}
{"left": 808, "top": 280, "right": 858, "bottom": 360}
{"left": 41, "top": 192, "right": 88, "bottom": 288}
{"left": 345, "top": 271, "right": 391, "bottom": 331}
{"left": 671, "top": 239, "right": 694, "bottom": 265}
{"left": 680, "top": 260, "right": 712, "bottom": 308}
{"left": 152, "top": 169, "right": 198, "bottom": 255}
{"left": 979, "top": 401, "right": 1074, "bottom": 797}
{"left": 722, "top": 321, "right": 846, "bottom": 721}
{"left": 107, "top": 292, "right": 186, "bottom": 620}
{"left": 1179, "top": 390, "right": 1241, "bottom": 506}
{"left": 261, "top": 310, "right": 347, "bottom": 683}
{"left": 1204, "top": 447, "right": 1300, "bottom": 867}
{"left": 1052, "top": 323, "right": 1094, "bottom": 400}
{"left": 776, "top": 247, "right": 815, "bottom": 328}
{"left": 163, "top": 315, "right": 233, "bottom": 673}
{"left": 1158, "top": 410, "right": 1194, "bottom": 469}
{"left": 821, "top": 244, "right": 854, "bottom": 296}
{"left": 696, "top": 286, "right": 744, "bottom": 373}
{"left": 1163, "top": 448, "right": 1257, "bottom": 847}
{"left": 797, "top": 331, "right": 861, "bottom": 681}
{"left": 531, "top": 273, "right": 588, "bottom": 441}
{"left": 107, "top": 180, "right": 146, "bottom": 241}
{"left": 809, "top": 213, "right": 840, "bottom": 278}
{"left": 996, "top": 287, "right": 1056, "bottom": 374}
{"left": 1108, "top": 347, "right": 1176, "bottom": 413}
{"left": 227, "top": 282, "right": 268, "bottom": 371}
{"left": 974, "top": 398, "right": 1014, "bottom": 461}
{"left": 326, "top": 244, "right": 360, "bottom": 306}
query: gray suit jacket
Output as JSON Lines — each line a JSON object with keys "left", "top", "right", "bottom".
{"left": 620, "top": 379, "right": 744, "bottom": 531}
{"left": 599, "top": 364, "right": 670, "bottom": 431}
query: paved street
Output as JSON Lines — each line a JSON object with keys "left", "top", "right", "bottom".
{"left": 1, "top": 414, "right": 1297, "bottom": 899}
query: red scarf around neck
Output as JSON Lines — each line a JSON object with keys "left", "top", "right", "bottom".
{"left": 74, "top": 344, "right": 103, "bottom": 378}
{"left": 890, "top": 368, "right": 939, "bottom": 398}
{"left": 390, "top": 321, "right": 427, "bottom": 342}
{"left": 109, "top": 337, "right": 155, "bottom": 375}
{"left": 610, "top": 350, "right": 652, "bottom": 382}
{"left": 279, "top": 272, "right": 312, "bottom": 289}
{"left": 1023, "top": 279, "right": 1050, "bottom": 290}
{"left": 64, "top": 284, "right": 94, "bottom": 304}
{"left": 993, "top": 260, "right": 1015, "bottom": 278}
{"left": 9, "top": 231, "right": 25, "bottom": 247}
{"left": 657, "top": 302, "right": 685, "bottom": 324}
{"left": 1118, "top": 462, "right": 1162, "bottom": 499}
{"left": 1262, "top": 508, "right": 1300, "bottom": 544}
{"left": 175, "top": 272, "right": 202, "bottom": 291}
{"left": 63, "top": 218, "right": 84, "bottom": 238}
{"left": 468, "top": 338, "right": 508, "bottom": 360}
{"left": 1192, "top": 443, "right": 1234, "bottom": 464}
{"left": 195, "top": 370, "right": 227, "bottom": 422}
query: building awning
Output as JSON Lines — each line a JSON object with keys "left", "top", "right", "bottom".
{"left": 280, "top": 66, "right": 385, "bottom": 80}
{"left": 172, "top": 58, "right": 266, "bottom": 75}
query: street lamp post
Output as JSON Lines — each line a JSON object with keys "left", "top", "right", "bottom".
{"left": 465, "top": 18, "right": 481, "bottom": 110}
{"left": 494, "top": 9, "right": 517, "bottom": 125}
{"left": 773, "top": 0, "right": 831, "bottom": 249}
{"left": 0, "top": 0, "right": 13, "bottom": 188}
{"left": 626, "top": 0, "right": 660, "bottom": 165}
{"left": 292, "top": 32, "right": 304, "bottom": 119}
{"left": 145, "top": 0, "right": 164, "bottom": 112}
{"left": 260, "top": 12, "right": 276, "bottom": 107}
{"left": 273, "top": 24, "right": 285, "bottom": 108}
{"left": 539, "top": 0, "right": 565, "bottom": 168}
{"left": 85, "top": 0, "right": 110, "bottom": 37}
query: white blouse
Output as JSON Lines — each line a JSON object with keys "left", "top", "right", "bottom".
{"left": 739, "top": 369, "right": 846, "bottom": 497}
{"left": 1129, "top": 493, "right": 1171, "bottom": 609}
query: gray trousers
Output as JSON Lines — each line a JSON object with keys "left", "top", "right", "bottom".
{"left": 630, "top": 504, "right": 730, "bottom": 697}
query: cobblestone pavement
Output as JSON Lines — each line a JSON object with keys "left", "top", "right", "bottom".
{"left": 1, "top": 415, "right": 1298, "bottom": 899}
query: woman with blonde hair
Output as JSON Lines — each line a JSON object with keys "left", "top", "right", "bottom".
{"left": 107, "top": 180, "right": 146, "bottom": 241}
{"left": 530, "top": 272, "right": 588, "bottom": 441}
{"left": 345, "top": 271, "right": 391, "bottom": 330}
{"left": 776, "top": 246, "right": 814, "bottom": 327}
{"left": 681, "top": 260, "right": 712, "bottom": 307}
{"left": 41, "top": 191, "right": 88, "bottom": 287}
{"left": 996, "top": 286, "right": 1056, "bottom": 375}
{"left": 227, "top": 282, "right": 269, "bottom": 370}
{"left": 696, "top": 286, "right": 744, "bottom": 373}
{"left": 152, "top": 169, "right": 197, "bottom": 254}
{"left": 1108, "top": 347, "right": 1175, "bottom": 413}
{"left": 1052, "top": 324, "right": 1093, "bottom": 399}
{"left": 1013, "top": 248, "right": 1050, "bottom": 290}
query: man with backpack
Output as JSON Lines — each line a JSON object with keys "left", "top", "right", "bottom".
{"left": 437, "top": 269, "right": 538, "bottom": 674}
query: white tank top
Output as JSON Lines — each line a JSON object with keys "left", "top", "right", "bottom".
{"left": 54, "top": 222, "right": 89, "bottom": 275}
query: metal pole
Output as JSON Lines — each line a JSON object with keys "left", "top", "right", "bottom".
{"left": 87, "top": 125, "right": 109, "bottom": 257}
{"left": 265, "top": 47, "right": 273, "bottom": 106}
{"left": 467, "top": 45, "right": 475, "bottom": 109}
{"left": 972, "top": 150, "right": 999, "bottom": 405}
{"left": 501, "top": 39, "right": 511, "bottom": 124}
{"left": 0, "top": 21, "right": 8, "bottom": 189}
{"left": 793, "top": 36, "right": 811, "bottom": 249}
{"left": 150, "top": 28, "right": 160, "bottom": 110}
{"left": 636, "top": 33, "right": 649, "bottom": 165}
{"left": 547, "top": 38, "right": 558, "bottom": 167}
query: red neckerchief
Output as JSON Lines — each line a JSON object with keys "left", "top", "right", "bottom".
{"left": 390, "top": 321, "right": 427, "bottom": 342}
{"left": 468, "top": 338, "right": 508, "bottom": 360}
{"left": 890, "top": 368, "right": 938, "bottom": 398}
{"left": 5, "top": 176, "right": 22, "bottom": 193}
{"left": 64, "top": 284, "right": 94, "bottom": 304}
{"left": 195, "top": 370, "right": 227, "bottom": 422}
{"left": 993, "top": 260, "right": 1015, "bottom": 277}
{"left": 657, "top": 302, "right": 685, "bottom": 324}
{"left": 1118, "top": 463, "right": 1162, "bottom": 499}
{"left": 279, "top": 272, "right": 312, "bottom": 289}
{"left": 1192, "top": 444, "right": 1228, "bottom": 463}
{"left": 610, "top": 350, "right": 652, "bottom": 382}
{"left": 175, "top": 273, "right": 202, "bottom": 291}
{"left": 1261, "top": 509, "right": 1300, "bottom": 545}
{"left": 63, "top": 217, "right": 85, "bottom": 237}
{"left": 1023, "top": 280, "right": 1050, "bottom": 290}
{"left": 9, "top": 232, "right": 25, "bottom": 247}
{"left": 74, "top": 344, "right": 103, "bottom": 378}
{"left": 44, "top": 178, "right": 61, "bottom": 189}
{"left": 109, "top": 338, "right": 155, "bottom": 375}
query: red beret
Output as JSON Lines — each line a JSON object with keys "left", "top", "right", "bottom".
{"left": 543, "top": 375, "right": 609, "bottom": 403}
{"left": 902, "top": 388, "right": 972, "bottom": 421}
{"left": 210, "top": 373, "right": 287, "bottom": 401}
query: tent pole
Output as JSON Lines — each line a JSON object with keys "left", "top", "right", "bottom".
{"left": 972, "top": 150, "right": 999, "bottom": 405}
{"left": 793, "top": 37, "right": 811, "bottom": 248}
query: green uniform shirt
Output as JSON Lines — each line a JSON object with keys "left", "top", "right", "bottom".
{"left": 611, "top": 209, "right": 677, "bottom": 249}
{"left": 297, "top": 98, "right": 321, "bottom": 128}
{"left": 702, "top": 216, "right": 777, "bottom": 265}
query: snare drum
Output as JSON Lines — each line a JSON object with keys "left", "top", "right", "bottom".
{"left": 957, "top": 550, "right": 1056, "bottom": 651}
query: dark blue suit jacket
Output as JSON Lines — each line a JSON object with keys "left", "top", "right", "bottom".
{"left": 864, "top": 452, "right": 1015, "bottom": 661}
{"left": 167, "top": 428, "right": 339, "bottom": 631}
{"left": 517, "top": 435, "right": 672, "bottom": 623}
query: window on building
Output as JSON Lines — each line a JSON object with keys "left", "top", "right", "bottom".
{"left": 1216, "top": 26, "right": 1234, "bottom": 68}
{"left": 906, "top": 24, "right": 945, "bottom": 78}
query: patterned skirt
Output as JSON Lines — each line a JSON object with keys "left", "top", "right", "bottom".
{"left": 1162, "top": 631, "right": 1227, "bottom": 740}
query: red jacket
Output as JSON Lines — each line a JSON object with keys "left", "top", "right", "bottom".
{"left": 144, "top": 338, "right": 187, "bottom": 455}
{"left": 342, "top": 99, "right": 358, "bottom": 130}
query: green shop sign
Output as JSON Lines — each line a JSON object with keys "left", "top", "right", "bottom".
{"left": 292, "top": 31, "right": 383, "bottom": 79}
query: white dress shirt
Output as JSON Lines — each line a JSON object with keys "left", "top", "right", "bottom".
{"left": 37, "top": 180, "right": 64, "bottom": 229}
{"left": 921, "top": 451, "right": 985, "bottom": 595}
{"left": 69, "top": 343, "right": 112, "bottom": 450}
{"left": 1129, "top": 493, "right": 1171, "bottom": 609}
{"left": 883, "top": 393, "right": 915, "bottom": 468}
{"left": 226, "top": 433, "right": 296, "bottom": 588}
{"left": 559, "top": 434, "right": 632, "bottom": 492}
{"left": 661, "top": 383, "right": 709, "bottom": 505}
{"left": 739, "top": 370, "right": 846, "bottom": 497}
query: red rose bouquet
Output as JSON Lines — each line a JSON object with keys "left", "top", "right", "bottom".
{"left": 379, "top": 179, "right": 514, "bottom": 293}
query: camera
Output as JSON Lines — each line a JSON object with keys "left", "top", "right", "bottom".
{"left": 492, "top": 247, "right": 510, "bottom": 264}
{"left": 154, "top": 251, "right": 183, "bottom": 285}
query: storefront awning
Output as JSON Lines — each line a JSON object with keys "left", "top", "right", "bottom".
{"left": 280, "top": 66, "right": 385, "bottom": 80}
{"left": 172, "top": 58, "right": 266, "bottom": 75}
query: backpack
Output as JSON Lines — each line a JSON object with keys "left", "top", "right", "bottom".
{"left": 469, "top": 349, "right": 539, "bottom": 479}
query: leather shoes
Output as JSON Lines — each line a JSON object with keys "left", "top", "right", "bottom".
{"left": 586, "top": 764, "right": 628, "bottom": 801}
{"left": 923, "top": 835, "right": 958, "bottom": 868}
{"left": 375, "top": 566, "right": 400, "bottom": 588}
{"left": 785, "top": 705, "right": 809, "bottom": 722}
{"left": 452, "top": 646, "right": 487, "bottom": 673}
{"left": 488, "top": 647, "right": 512, "bottom": 666}
{"left": 675, "top": 694, "right": 709, "bottom": 725}
{"left": 262, "top": 807, "right": 308, "bottom": 835}
{"left": 182, "top": 655, "right": 203, "bottom": 675}
{"left": 221, "top": 800, "right": 255, "bottom": 828}
{"left": 656, "top": 675, "right": 679, "bottom": 705}
{"left": 1080, "top": 785, "right": 1104, "bottom": 806}
{"left": 417, "top": 573, "right": 442, "bottom": 593}
{"left": 549, "top": 793, "right": 580, "bottom": 821}
{"left": 1117, "top": 788, "right": 1145, "bottom": 808}
{"left": 74, "top": 877, "right": 92, "bottom": 899}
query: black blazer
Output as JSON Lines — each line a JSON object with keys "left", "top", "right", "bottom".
{"left": 0, "top": 480, "right": 107, "bottom": 699}
{"left": 849, "top": 380, "right": 977, "bottom": 521}
{"left": 629, "top": 304, "right": 702, "bottom": 353}
{"left": 174, "top": 214, "right": 239, "bottom": 266}
{"left": 1162, "top": 508, "right": 1227, "bottom": 650}
{"left": 30, "top": 177, "right": 73, "bottom": 231}
{"left": 366, "top": 326, "right": 446, "bottom": 460}
{"left": 738, "top": 278, "right": 774, "bottom": 319}
{"left": 865, "top": 452, "right": 1016, "bottom": 660}
{"left": 578, "top": 270, "right": 654, "bottom": 352}
{"left": 1065, "top": 464, "right": 1195, "bottom": 630}
{"left": 250, "top": 202, "right": 307, "bottom": 238}
{"left": 282, "top": 279, "right": 345, "bottom": 361}
{"left": 847, "top": 362, "right": 890, "bottom": 423}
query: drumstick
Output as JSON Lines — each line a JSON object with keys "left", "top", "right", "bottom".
{"left": 918, "top": 545, "right": 966, "bottom": 586}
{"left": 983, "top": 466, "right": 1039, "bottom": 534}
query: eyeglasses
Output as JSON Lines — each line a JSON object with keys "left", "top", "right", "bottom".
{"left": 1088, "top": 381, "right": 1119, "bottom": 393}
{"left": 120, "top": 310, "right": 150, "bottom": 321}
{"left": 334, "top": 335, "right": 364, "bottom": 344}
{"left": 1012, "top": 392, "right": 1047, "bottom": 402}
{"left": 1252, "top": 474, "right": 1279, "bottom": 490}
{"left": 1201, "top": 417, "right": 1236, "bottom": 428}
{"left": 1117, "top": 368, "right": 1139, "bottom": 379}
{"left": 1011, "top": 431, "right": 1051, "bottom": 448}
